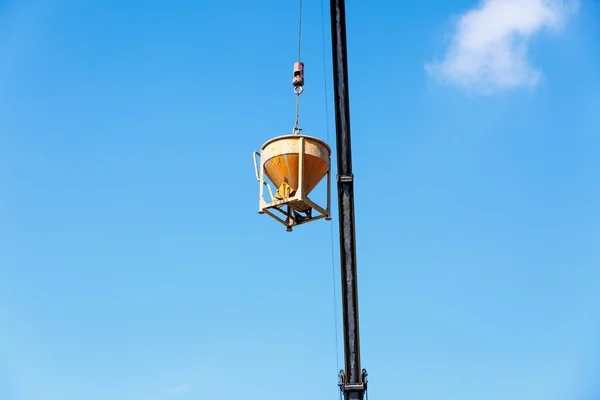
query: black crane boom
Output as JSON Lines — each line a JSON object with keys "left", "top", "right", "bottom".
{"left": 329, "top": 0, "right": 367, "bottom": 399}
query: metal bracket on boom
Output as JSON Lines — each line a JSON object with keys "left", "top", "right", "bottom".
{"left": 337, "top": 174, "right": 354, "bottom": 183}
{"left": 338, "top": 369, "right": 368, "bottom": 394}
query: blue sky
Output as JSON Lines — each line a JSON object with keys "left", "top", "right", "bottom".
{"left": 1, "top": 0, "right": 599, "bottom": 399}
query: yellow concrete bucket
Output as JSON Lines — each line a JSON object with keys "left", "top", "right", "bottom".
{"left": 260, "top": 134, "right": 331, "bottom": 200}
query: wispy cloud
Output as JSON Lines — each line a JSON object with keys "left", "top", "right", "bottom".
{"left": 425, "top": 0, "right": 579, "bottom": 93}
{"left": 163, "top": 384, "right": 191, "bottom": 396}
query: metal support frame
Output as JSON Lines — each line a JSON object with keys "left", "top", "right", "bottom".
{"left": 329, "top": 0, "right": 367, "bottom": 399}
{"left": 254, "top": 136, "right": 332, "bottom": 232}
{"left": 338, "top": 369, "right": 368, "bottom": 394}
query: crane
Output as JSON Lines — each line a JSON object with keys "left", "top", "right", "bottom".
{"left": 253, "top": 0, "right": 367, "bottom": 398}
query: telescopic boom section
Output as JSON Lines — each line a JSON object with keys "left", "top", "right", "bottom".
{"left": 329, "top": 0, "right": 367, "bottom": 399}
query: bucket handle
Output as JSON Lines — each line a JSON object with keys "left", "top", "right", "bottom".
{"left": 254, "top": 151, "right": 276, "bottom": 202}
{"left": 253, "top": 151, "right": 261, "bottom": 181}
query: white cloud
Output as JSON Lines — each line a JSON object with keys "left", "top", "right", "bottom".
{"left": 425, "top": 0, "right": 579, "bottom": 93}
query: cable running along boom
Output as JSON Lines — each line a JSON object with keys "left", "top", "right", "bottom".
{"left": 328, "top": 0, "right": 368, "bottom": 398}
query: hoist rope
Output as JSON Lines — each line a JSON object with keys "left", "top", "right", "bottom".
{"left": 297, "top": 0, "right": 303, "bottom": 61}
{"left": 293, "top": 0, "right": 304, "bottom": 134}
{"left": 321, "top": 0, "right": 341, "bottom": 379}
{"left": 294, "top": 90, "right": 301, "bottom": 134}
